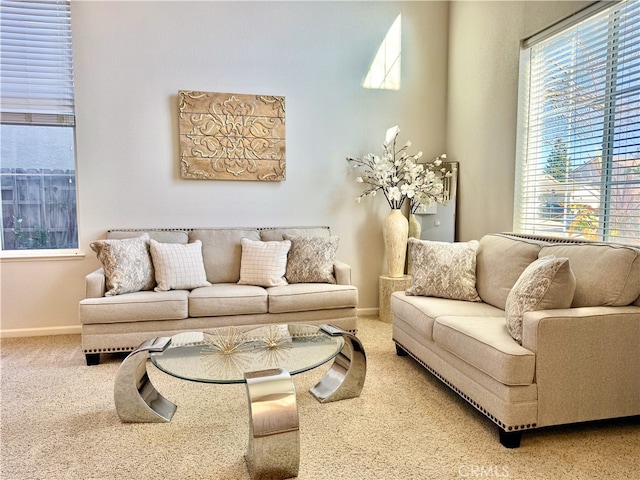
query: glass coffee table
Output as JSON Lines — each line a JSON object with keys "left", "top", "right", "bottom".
{"left": 114, "top": 323, "right": 366, "bottom": 480}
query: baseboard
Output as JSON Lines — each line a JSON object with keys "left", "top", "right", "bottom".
{"left": 357, "top": 307, "right": 379, "bottom": 317}
{"left": 0, "top": 325, "right": 81, "bottom": 338}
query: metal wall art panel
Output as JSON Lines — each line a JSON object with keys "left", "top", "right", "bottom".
{"left": 179, "top": 91, "right": 286, "bottom": 181}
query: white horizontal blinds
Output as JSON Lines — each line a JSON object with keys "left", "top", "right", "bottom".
{"left": 0, "top": 0, "right": 74, "bottom": 126}
{"left": 515, "top": 0, "right": 640, "bottom": 245}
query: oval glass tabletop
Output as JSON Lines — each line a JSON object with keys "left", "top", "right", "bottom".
{"left": 149, "top": 324, "right": 345, "bottom": 384}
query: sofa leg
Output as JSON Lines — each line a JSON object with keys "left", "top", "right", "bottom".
{"left": 499, "top": 428, "right": 522, "bottom": 448}
{"left": 85, "top": 353, "right": 100, "bottom": 366}
{"left": 395, "top": 343, "right": 408, "bottom": 356}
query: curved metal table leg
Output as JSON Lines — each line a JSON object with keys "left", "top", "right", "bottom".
{"left": 310, "top": 327, "right": 366, "bottom": 403}
{"left": 245, "top": 368, "right": 299, "bottom": 480}
{"left": 114, "top": 337, "right": 177, "bottom": 423}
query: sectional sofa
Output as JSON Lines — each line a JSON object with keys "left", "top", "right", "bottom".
{"left": 79, "top": 226, "right": 358, "bottom": 365}
{"left": 392, "top": 233, "right": 640, "bottom": 447}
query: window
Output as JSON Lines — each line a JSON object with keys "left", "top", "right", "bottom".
{"left": 514, "top": 0, "right": 640, "bottom": 246}
{"left": 0, "top": 0, "right": 78, "bottom": 252}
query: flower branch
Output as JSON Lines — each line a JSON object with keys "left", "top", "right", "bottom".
{"left": 347, "top": 126, "right": 448, "bottom": 213}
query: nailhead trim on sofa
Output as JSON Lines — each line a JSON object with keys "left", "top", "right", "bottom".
{"left": 393, "top": 339, "right": 537, "bottom": 433}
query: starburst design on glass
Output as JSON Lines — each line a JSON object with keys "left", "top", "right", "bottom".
{"left": 252, "top": 324, "right": 293, "bottom": 368}
{"left": 200, "top": 327, "right": 252, "bottom": 376}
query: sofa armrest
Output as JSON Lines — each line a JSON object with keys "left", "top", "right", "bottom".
{"left": 522, "top": 306, "right": 640, "bottom": 426}
{"left": 334, "top": 260, "right": 352, "bottom": 285}
{"left": 85, "top": 268, "right": 107, "bottom": 298}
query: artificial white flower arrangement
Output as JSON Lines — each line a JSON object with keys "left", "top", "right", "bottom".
{"left": 347, "top": 125, "right": 450, "bottom": 213}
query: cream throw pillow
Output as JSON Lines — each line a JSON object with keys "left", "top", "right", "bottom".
{"left": 149, "top": 239, "right": 211, "bottom": 291}
{"left": 284, "top": 234, "right": 338, "bottom": 284}
{"left": 506, "top": 255, "right": 576, "bottom": 344}
{"left": 90, "top": 233, "right": 155, "bottom": 296}
{"left": 406, "top": 238, "right": 481, "bottom": 302}
{"left": 238, "top": 238, "right": 291, "bottom": 287}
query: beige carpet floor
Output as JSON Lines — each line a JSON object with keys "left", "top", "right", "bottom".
{"left": 1, "top": 317, "right": 638, "bottom": 480}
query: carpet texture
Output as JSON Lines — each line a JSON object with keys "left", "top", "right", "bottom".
{"left": 1, "top": 317, "right": 638, "bottom": 479}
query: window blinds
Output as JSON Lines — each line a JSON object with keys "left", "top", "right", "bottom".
{"left": 514, "top": 0, "right": 640, "bottom": 245}
{"left": 0, "top": 0, "right": 75, "bottom": 126}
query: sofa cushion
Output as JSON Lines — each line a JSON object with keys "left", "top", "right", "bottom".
{"left": 189, "top": 229, "right": 261, "bottom": 284}
{"left": 107, "top": 229, "right": 189, "bottom": 244}
{"left": 267, "top": 284, "right": 358, "bottom": 314}
{"left": 433, "top": 316, "right": 536, "bottom": 386}
{"left": 90, "top": 234, "right": 155, "bottom": 296}
{"left": 284, "top": 234, "right": 339, "bottom": 284}
{"left": 506, "top": 256, "right": 576, "bottom": 343}
{"left": 79, "top": 290, "right": 189, "bottom": 324}
{"left": 476, "top": 234, "right": 544, "bottom": 310}
{"left": 260, "top": 226, "right": 330, "bottom": 241}
{"left": 391, "top": 292, "right": 505, "bottom": 341}
{"left": 238, "top": 238, "right": 291, "bottom": 287}
{"left": 539, "top": 243, "right": 640, "bottom": 307}
{"left": 188, "top": 284, "right": 268, "bottom": 317}
{"left": 406, "top": 238, "right": 481, "bottom": 302}
{"left": 149, "top": 239, "right": 211, "bottom": 291}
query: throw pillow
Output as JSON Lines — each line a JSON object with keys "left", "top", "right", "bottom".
{"left": 238, "top": 238, "right": 291, "bottom": 287}
{"left": 406, "top": 238, "right": 482, "bottom": 302}
{"left": 505, "top": 255, "right": 576, "bottom": 344}
{"left": 149, "top": 239, "right": 211, "bottom": 291}
{"left": 90, "top": 233, "right": 155, "bottom": 296}
{"left": 283, "top": 234, "right": 339, "bottom": 284}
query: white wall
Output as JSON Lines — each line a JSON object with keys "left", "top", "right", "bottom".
{"left": 1, "top": 1, "right": 450, "bottom": 333}
{"left": 0, "top": 0, "right": 595, "bottom": 335}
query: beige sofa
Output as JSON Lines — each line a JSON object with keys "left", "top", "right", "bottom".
{"left": 80, "top": 226, "right": 358, "bottom": 365}
{"left": 392, "top": 233, "right": 640, "bottom": 448}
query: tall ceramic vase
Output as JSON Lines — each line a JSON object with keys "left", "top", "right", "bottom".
{"left": 383, "top": 209, "right": 409, "bottom": 278}
{"left": 407, "top": 213, "right": 422, "bottom": 275}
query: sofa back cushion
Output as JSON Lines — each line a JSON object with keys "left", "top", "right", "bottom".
{"left": 107, "top": 229, "right": 188, "bottom": 244}
{"left": 476, "top": 234, "right": 544, "bottom": 310}
{"left": 189, "top": 228, "right": 261, "bottom": 284}
{"left": 539, "top": 243, "right": 640, "bottom": 307}
{"left": 260, "top": 226, "right": 330, "bottom": 241}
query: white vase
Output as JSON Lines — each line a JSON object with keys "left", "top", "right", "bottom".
{"left": 383, "top": 209, "right": 409, "bottom": 278}
{"left": 407, "top": 213, "right": 422, "bottom": 274}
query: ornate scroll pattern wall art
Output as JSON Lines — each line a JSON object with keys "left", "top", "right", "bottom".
{"left": 179, "top": 91, "right": 285, "bottom": 181}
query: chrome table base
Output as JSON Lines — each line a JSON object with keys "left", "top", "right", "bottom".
{"left": 245, "top": 368, "right": 300, "bottom": 480}
{"left": 114, "top": 337, "right": 176, "bottom": 423}
{"left": 114, "top": 327, "right": 366, "bottom": 480}
{"left": 310, "top": 329, "right": 366, "bottom": 403}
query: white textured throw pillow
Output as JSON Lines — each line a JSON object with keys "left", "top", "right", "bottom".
{"left": 406, "top": 238, "right": 482, "bottom": 302}
{"left": 505, "top": 255, "right": 576, "bottom": 344}
{"left": 149, "top": 239, "right": 211, "bottom": 291}
{"left": 238, "top": 238, "right": 291, "bottom": 287}
{"left": 90, "top": 233, "right": 155, "bottom": 296}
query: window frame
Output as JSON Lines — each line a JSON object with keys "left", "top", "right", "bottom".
{"left": 0, "top": 0, "right": 82, "bottom": 258}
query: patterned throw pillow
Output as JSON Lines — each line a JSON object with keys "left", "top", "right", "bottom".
{"left": 149, "top": 239, "right": 211, "bottom": 291}
{"left": 238, "top": 238, "right": 291, "bottom": 287}
{"left": 90, "top": 234, "right": 155, "bottom": 296}
{"left": 406, "top": 238, "right": 481, "bottom": 302}
{"left": 505, "top": 255, "right": 576, "bottom": 344}
{"left": 283, "top": 234, "right": 338, "bottom": 284}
